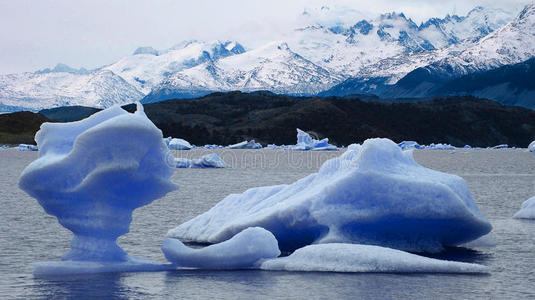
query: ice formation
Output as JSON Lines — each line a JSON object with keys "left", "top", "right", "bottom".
{"left": 19, "top": 103, "right": 178, "bottom": 274}
{"left": 228, "top": 140, "right": 262, "bottom": 149}
{"left": 168, "top": 138, "right": 193, "bottom": 150}
{"left": 175, "top": 153, "right": 227, "bottom": 168}
{"left": 17, "top": 144, "right": 38, "bottom": 151}
{"left": 427, "top": 143, "right": 456, "bottom": 150}
{"left": 204, "top": 144, "right": 223, "bottom": 149}
{"left": 528, "top": 141, "right": 535, "bottom": 152}
{"left": 290, "top": 129, "right": 338, "bottom": 151}
{"left": 491, "top": 144, "right": 509, "bottom": 149}
{"left": 513, "top": 196, "right": 535, "bottom": 219}
{"left": 162, "top": 227, "right": 280, "bottom": 269}
{"left": 169, "top": 139, "right": 491, "bottom": 253}
{"left": 397, "top": 141, "right": 424, "bottom": 150}
{"left": 260, "top": 244, "right": 487, "bottom": 273}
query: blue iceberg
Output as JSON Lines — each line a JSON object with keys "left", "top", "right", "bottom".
{"left": 168, "top": 138, "right": 193, "bottom": 150}
{"left": 18, "top": 144, "right": 38, "bottom": 151}
{"left": 169, "top": 138, "right": 491, "bottom": 253}
{"left": 528, "top": 141, "right": 535, "bottom": 153}
{"left": 19, "top": 103, "right": 178, "bottom": 275}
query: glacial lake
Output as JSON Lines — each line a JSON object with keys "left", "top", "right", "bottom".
{"left": 1, "top": 148, "right": 535, "bottom": 299}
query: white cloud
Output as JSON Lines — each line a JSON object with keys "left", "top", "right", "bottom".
{"left": 0, "top": 0, "right": 530, "bottom": 74}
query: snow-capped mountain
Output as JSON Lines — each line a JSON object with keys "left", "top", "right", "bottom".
{"left": 143, "top": 42, "right": 343, "bottom": 102}
{"left": 385, "top": 4, "right": 535, "bottom": 97}
{"left": 286, "top": 6, "right": 513, "bottom": 76}
{"left": 0, "top": 70, "right": 143, "bottom": 111}
{"left": 103, "top": 40, "right": 245, "bottom": 94}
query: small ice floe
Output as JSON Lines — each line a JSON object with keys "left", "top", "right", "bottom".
{"left": 175, "top": 153, "right": 227, "bottom": 168}
{"left": 227, "top": 140, "right": 262, "bottom": 149}
{"left": 17, "top": 144, "right": 38, "bottom": 151}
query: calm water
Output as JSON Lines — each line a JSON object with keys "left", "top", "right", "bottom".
{"left": 1, "top": 148, "right": 535, "bottom": 299}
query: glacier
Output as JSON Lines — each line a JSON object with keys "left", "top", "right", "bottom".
{"left": 290, "top": 129, "right": 338, "bottom": 151}
{"left": 260, "top": 243, "right": 487, "bottom": 273}
{"left": 175, "top": 153, "right": 227, "bottom": 168}
{"left": 168, "top": 138, "right": 491, "bottom": 253}
{"left": 19, "top": 103, "right": 178, "bottom": 275}
{"left": 162, "top": 227, "right": 280, "bottom": 269}
{"left": 227, "top": 140, "right": 262, "bottom": 149}
{"left": 513, "top": 197, "right": 535, "bottom": 219}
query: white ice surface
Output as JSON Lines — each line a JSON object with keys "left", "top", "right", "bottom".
{"left": 175, "top": 153, "right": 227, "bottom": 168}
{"left": 513, "top": 196, "right": 535, "bottom": 219}
{"left": 260, "top": 243, "right": 488, "bottom": 274}
{"left": 227, "top": 140, "right": 262, "bottom": 149}
{"left": 168, "top": 138, "right": 193, "bottom": 150}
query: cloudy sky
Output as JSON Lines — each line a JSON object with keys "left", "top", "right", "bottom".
{"left": 0, "top": 0, "right": 531, "bottom": 74}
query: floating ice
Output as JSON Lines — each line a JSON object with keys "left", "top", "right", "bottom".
{"left": 513, "top": 196, "right": 535, "bottom": 219}
{"left": 17, "top": 144, "right": 38, "bottom": 151}
{"left": 162, "top": 227, "right": 280, "bottom": 269}
{"left": 260, "top": 244, "right": 488, "bottom": 273}
{"left": 491, "top": 144, "right": 509, "bottom": 149}
{"left": 427, "top": 143, "right": 456, "bottom": 150}
{"left": 397, "top": 141, "right": 424, "bottom": 150}
{"left": 290, "top": 129, "right": 338, "bottom": 151}
{"left": 175, "top": 153, "right": 227, "bottom": 168}
{"left": 1, "top": 145, "right": 10, "bottom": 150}
{"left": 168, "top": 138, "right": 193, "bottom": 150}
{"left": 204, "top": 144, "right": 223, "bottom": 149}
{"left": 228, "top": 140, "right": 262, "bottom": 149}
{"left": 528, "top": 141, "right": 535, "bottom": 153}
{"left": 169, "top": 139, "right": 491, "bottom": 253}
{"left": 19, "top": 103, "right": 178, "bottom": 274}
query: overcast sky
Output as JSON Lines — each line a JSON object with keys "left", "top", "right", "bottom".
{"left": 0, "top": 0, "right": 531, "bottom": 74}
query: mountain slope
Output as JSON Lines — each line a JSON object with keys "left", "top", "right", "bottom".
{"left": 143, "top": 42, "right": 343, "bottom": 103}
{"left": 384, "top": 4, "right": 535, "bottom": 98}
{"left": 0, "top": 70, "right": 143, "bottom": 111}
{"left": 103, "top": 40, "right": 245, "bottom": 94}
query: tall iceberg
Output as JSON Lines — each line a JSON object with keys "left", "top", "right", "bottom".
{"left": 169, "top": 138, "right": 491, "bottom": 253}
{"left": 19, "top": 103, "right": 178, "bottom": 275}
{"left": 290, "top": 129, "right": 338, "bottom": 151}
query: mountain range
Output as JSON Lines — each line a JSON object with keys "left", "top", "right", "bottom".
{"left": 1, "top": 4, "right": 533, "bottom": 112}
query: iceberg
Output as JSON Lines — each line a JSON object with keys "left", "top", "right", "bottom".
{"left": 168, "top": 138, "right": 193, "bottom": 150}
{"left": 260, "top": 244, "right": 487, "bottom": 273}
{"left": 528, "top": 141, "right": 535, "bottom": 152}
{"left": 17, "top": 144, "right": 38, "bottom": 151}
{"left": 19, "top": 103, "right": 178, "bottom": 275}
{"left": 1, "top": 145, "right": 10, "bottom": 150}
{"left": 175, "top": 153, "right": 227, "bottom": 168}
{"left": 169, "top": 138, "right": 491, "bottom": 253}
{"left": 162, "top": 227, "right": 280, "bottom": 269}
{"left": 204, "top": 144, "right": 223, "bottom": 149}
{"left": 513, "top": 196, "right": 535, "bottom": 219}
{"left": 397, "top": 141, "right": 424, "bottom": 150}
{"left": 491, "top": 144, "right": 509, "bottom": 149}
{"left": 290, "top": 129, "right": 338, "bottom": 151}
{"left": 427, "top": 143, "right": 456, "bottom": 150}
{"left": 227, "top": 140, "right": 262, "bottom": 149}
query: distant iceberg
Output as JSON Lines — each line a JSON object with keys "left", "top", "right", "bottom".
{"left": 491, "top": 144, "right": 509, "bottom": 149}
{"left": 168, "top": 138, "right": 491, "bottom": 253}
{"left": 513, "top": 196, "right": 535, "bottom": 219}
{"left": 204, "top": 144, "right": 224, "bottom": 149}
{"left": 168, "top": 138, "right": 193, "bottom": 150}
{"left": 528, "top": 141, "right": 535, "bottom": 152}
{"left": 397, "top": 141, "right": 424, "bottom": 150}
{"left": 162, "top": 227, "right": 280, "bottom": 269}
{"left": 228, "top": 140, "right": 262, "bottom": 149}
{"left": 175, "top": 153, "right": 227, "bottom": 168}
{"left": 290, "top": 129, "right": 338, "bottom": 151}
{"left": 19, "top": 103, "right": 177, "bottom": 275}
{"left": 17, "top": 144, "right": 38, "bottom": 151}
{"left": 260, "top": 243, "right": 487, "bottom": 274}
{"left": 427, "top": 143, "right": 456, "bottom": 150}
